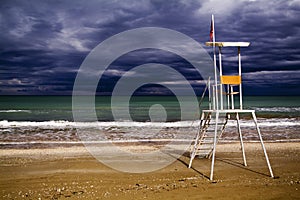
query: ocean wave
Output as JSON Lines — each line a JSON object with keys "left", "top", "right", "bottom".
{"left": 253, "top": 107, "right": 300, "bottom": 112}
{"left": 0, "top": 118, "right": 299, "bottom": 129}
{"left": 226, "top": 118, "right": 299, "bottom": 127}
{"left": 0, "top": 120, "right": 196, "bottom": 128}
{"left": 0, "top": 110, "right": 32, "bottom": 113}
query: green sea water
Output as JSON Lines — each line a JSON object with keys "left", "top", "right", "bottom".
{"left": 0, "top": 96, "right": 299, "bottom": 122}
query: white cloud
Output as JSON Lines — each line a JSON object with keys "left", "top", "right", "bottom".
{"left": 5, "top": 78, "right": 34, "bottom": 86}
{"left": 47, "top": 24, "right": 91, "bottom": 52}
{"left": 195, "top": 0, "right": 243, "bottom": 18}
{"left": 105, "top": 69, "right": 136, "bottom": 77}
{"left": 243, "top": 70, "right": 300, "bottom": 82}
{"left": 159, "top": 80, "right": 207, "bottom": 85}
{"left": 8, "top": 9, "right": 37, "bottom": 38}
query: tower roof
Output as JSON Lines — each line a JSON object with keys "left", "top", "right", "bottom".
{"left": 206, "top": 42, "right": 250, "bottom": 47}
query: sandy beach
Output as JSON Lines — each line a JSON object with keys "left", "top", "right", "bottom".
{"left": 0, "top": 142, "right": 299, "bottom": 199}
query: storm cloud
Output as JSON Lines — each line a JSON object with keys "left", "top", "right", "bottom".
{"left": 0, "top": 0, "right": 299, "bottom": 95}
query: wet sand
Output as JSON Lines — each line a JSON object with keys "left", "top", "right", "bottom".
{"left": 0, "top": 142, "right": 299, "bottom": 199}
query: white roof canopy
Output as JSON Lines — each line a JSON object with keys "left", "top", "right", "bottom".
{"left": 206, "top": 42, "right": 250, "bottom": 47}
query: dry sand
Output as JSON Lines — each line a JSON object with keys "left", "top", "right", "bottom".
{"left": 0, "top": 142, "right": 299, "bottom": 199}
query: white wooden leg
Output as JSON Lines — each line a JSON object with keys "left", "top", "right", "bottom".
{"left": 251, "top": 111, "right": 274, "bottom": 178}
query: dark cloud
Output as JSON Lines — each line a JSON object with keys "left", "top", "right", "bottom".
{"left": 0, "top": 0, "right": 299, "bottom": 95}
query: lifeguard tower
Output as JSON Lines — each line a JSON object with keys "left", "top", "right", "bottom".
{"left": 188, "top": 15, "right": 274, "bottom": 181}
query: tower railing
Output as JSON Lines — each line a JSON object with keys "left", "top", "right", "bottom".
{"left": 206, "top": 42, "right": 250, "bottom": 111}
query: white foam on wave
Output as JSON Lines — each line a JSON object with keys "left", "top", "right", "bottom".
{"left": 0, "top": 110, "right": 32, "bottom": 113}
{"left": 0, "top": 118, "right": 299, "bottom": 129}
{"left": 254, "top": 107, "right": 300, "bottom": 112}
{"left": 0, "top": 120, "right": 75, "bottom": 128}
{"left": 226, "top": 118, "right": 299, "bottom": 127}
{"left": 0, "top": 120, "right": 197, "bottom": 129}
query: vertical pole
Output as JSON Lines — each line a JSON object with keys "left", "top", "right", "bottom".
{"left": 231, "top": 86, "right": 234, "bottom": 109}
{"left": 219, "top": 46, "right": 223, "bottom": 110}
{"left": 208, "top": 78, "right": 212, "bottom": 110}
{"left": 236, "top": 113, "right": 247, "bottom": 166}
{"left": 251, "top": 111, "right": 274, "bottom": 178}
{"left": 238, "top": 47, "right": 243, "bottom": 110}
{"left": 210, "top": 111, "right": 219, "bottom": 181}
{"left": 212, "top": 14, "right": 219, "bottom": 111}
{"left": 227, "top": 85, "right": 230, "bottom": 109}
{"left": 212, "top": 87, "right": 216, "bottom": 110}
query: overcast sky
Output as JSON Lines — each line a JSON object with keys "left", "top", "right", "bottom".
{"left": 0, "top": 0, "right": 299, "bottom": 95}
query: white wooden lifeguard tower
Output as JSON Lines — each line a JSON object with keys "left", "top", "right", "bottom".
{"left": 188, "top": 15, "right": 274, "bottom": 181}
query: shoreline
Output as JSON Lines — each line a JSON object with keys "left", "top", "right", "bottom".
{"left": 1, "top": 142, "right": 299, "bottom": 199}
{"left": 1, "top": 140, "right": 299, "bottom": 155}
{"left": 1, "top": 139, "right": 300, "bottom": 150}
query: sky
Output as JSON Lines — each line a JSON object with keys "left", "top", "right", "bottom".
{"left": 0, "top": 0, "right": 299, "bottom": 96}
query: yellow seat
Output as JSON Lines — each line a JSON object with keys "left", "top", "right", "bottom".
{"left": 220, "top": 75, "right": 241, "bottom": 85}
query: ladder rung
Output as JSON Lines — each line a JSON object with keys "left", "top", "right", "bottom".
{"left": 205, "top": 128, "right": 224, "bottom": 132}
{"left": 202, "top": 138, "right": 214, "bottom": 141}
{"left": 209, "top": 122, "right": 225, "bottom": 125}
{"left": 204, "top": 134, "right": 219, "bottom": 137}
{"left": 204, "top": 130, "right": 215, "bottom": 132}
{"left": 204, "top": 131, "right": 222, "bottom": 135}
{"left": 197, "top": 147, "right": 213, "bottom": 150}
{"left": 203, "top": 135, "right": 215, "bottom": 138}
{"left": 200, "top": 141, "right": 214, "bottom": 144}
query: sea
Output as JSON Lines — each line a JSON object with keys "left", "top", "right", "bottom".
{"left": 0, "top": 96, "right": 299, "bottom": 149}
